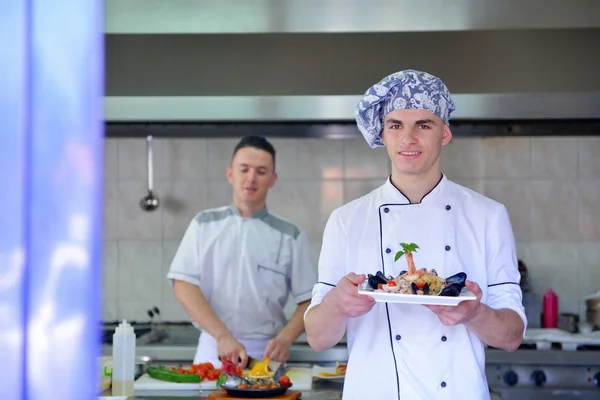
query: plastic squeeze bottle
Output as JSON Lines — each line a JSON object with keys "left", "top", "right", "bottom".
{"left": 542, "top": 288, "right": 559, "bottom": 328}
{"left": 112, "top": 319, "right": 136, "bottom": 396}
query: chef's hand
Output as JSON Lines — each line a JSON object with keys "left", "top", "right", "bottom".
{"left": 263, "top": 336, "right": 292, "bottom": 363}
{"left": 424, "top": 280, "right": 483, "bottom": 325}
{"left": 217, "top": 334, "right": 249, "bottom": 368}
{"left": 323, "top": 273, "right": 376, "bottom": 318}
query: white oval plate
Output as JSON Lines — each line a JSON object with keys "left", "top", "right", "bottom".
{"left": 358, "top": 286, "right": 476, "bottom": 306}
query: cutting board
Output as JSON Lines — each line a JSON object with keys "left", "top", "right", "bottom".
{"left": 208, "top": 389, "right": 301, "bottom": 400}
{"left": 134, "top": 367, "right": 313, "bottom": 392}
{"left": 134, "top": 372, "right": 220, "bottom": 391}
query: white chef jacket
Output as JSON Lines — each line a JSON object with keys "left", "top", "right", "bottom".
{"left": 167, "top": 205, "right": 317, "bottom": 364}
{"left": 306, "top": 174, "right": 527, "bottom": 400}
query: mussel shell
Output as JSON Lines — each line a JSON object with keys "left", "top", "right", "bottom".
{"left": 411, "top": 282, "right": 430, "bottom": 295}
{"left": 367, "top": 275, "right": 380, "bottom": 290}
{"left": 445, "top": 272, "right": 467, "bottom": 288}
{"left": 375, "top": 271, "right": 389, "bottom": 283}
{"left": 399, "top": 270, "right": 407, "bottom": 276}
{"left": 440, "top": 282, "right": 462, "bottom": 297}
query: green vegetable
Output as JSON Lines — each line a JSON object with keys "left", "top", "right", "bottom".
{"left": 216, "top": 373, "right": 227, "bottom": 387}
{"left": 394, "top": 242, "right": 419, "bottom": 262}
{"left": 147, "top": 366, "right": 201, "bottom": 383}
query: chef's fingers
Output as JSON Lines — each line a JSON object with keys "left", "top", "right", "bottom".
{"left": 465, "top": 280, "right": 483, "bottom": 298}
{"left": 345, "top": 273, "right": 366, "bottom": 286}
{"left": 239, "top": 349, "right": 249, "bottom": 369}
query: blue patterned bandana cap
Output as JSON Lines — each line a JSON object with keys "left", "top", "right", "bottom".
{"left": 355, "top": 69, "right": 456, "bottom": 148}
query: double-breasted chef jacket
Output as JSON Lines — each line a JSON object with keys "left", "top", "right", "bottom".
{"left": 167, "top": 205, "right": 317, "bottom": 366}
{"left": 306, "top": 174, "right": 527, "bottom": 400}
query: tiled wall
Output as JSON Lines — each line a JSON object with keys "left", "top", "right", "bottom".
{"left": 102, "top": 136, "right": 600, "bottom": 325}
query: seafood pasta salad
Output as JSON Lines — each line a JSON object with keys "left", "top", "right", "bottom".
{"left": 366, "top": 242, "right": 467, "bottom": 297}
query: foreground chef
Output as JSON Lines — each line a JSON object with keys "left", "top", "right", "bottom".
{"left": 167, "top": 135, "right": 317, "bottom": 368}
{"left": 304, "top": 70, "right": 527, "bottom": 400}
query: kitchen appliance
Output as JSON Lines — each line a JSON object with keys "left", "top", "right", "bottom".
{"left": 140, "top": 135, "right": 159, "bottom": 211}
{"left": 487, "top": 329, "right": 600, "bottom": 399}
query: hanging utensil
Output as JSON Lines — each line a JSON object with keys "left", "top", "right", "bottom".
{"left": 140, "top": 135, "right": 159, "bottom": 211}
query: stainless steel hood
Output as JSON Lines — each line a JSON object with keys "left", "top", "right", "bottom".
{"left": 103, "top": 0, "right": 600, "bottom": 127}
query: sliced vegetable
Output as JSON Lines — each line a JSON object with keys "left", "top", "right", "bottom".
{"left": 147, "top": 366, "right": 201, "bottom": 383}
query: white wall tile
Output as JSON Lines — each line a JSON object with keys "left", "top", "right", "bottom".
{"left": 162, "top": 139, "right": 208, "bottom": 180}
{"left": 579, "top": 180, "right": 600, "bottom": 240}
{"left": 206, "top": 138, "right": 244, "bottom": 179}
{"left": 481, "top": 137, "right": 531, "bottom": 178}
{"left": 483, "top": 180, "right": 533, "bottom": 241}
{"left": 104, "top": 180, "right": 119, "bottom": 240}
{"left": 579, "top": 137, "right": 600, "bottom": 179}
{"left": 294, "top": 180, "right": 344, "bottom": 243}
{"left": 118, "top": 138, "right": 166, "bottom": 180}
{"left": 531, "top": 137, "right": 578, "bottom": 179}
{"left": 161, "top": 241, "right": 190, "bottom": 322}
{"left": 441, "top": 138, "right": 484, "bottom": 179}
{"left": 117, "top": 181, "right": 163, "bottom": 240}
{"left": 343, "top": 179, "right": 384, "bottom": 203}
{"left": 161, "top": 180, "right": 208, "bottom": 240}
{"left": 531, "top": 181, "right": 579, "bottom": 241}
{"left": 117, "top": 241, "right": 163, "bottom": 321}
{"left": 103, "top": 241, "right": 118, "bottom": 321}
{"left": 296, "top": 139, "right": 344, "bottom": 179}
{"left": 343, "top": 139, "right": 390, "bottom": 179}
{"left": 104, "top": 139, "right": 118, "bottom": 180}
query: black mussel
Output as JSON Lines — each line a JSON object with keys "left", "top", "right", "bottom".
{"left": 367, "top": 274, "right": 381, "bottom": 290}
{"left": 440, "top": 283, "right": 462, "bottom": 297}
{"left": 445, "top": 272, "right": 467, "bottom": 288}
{"left": 375, "top": 271, "right": 389, "bottom": 283}
{"left": 399, "top": 270, "right": 407, "bottom": 276}
{"left": 411, "top": 282, "right": 430, "bottom": 295}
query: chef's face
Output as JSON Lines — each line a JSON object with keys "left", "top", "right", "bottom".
{"left": 227, "top": 146, "right": 277, "bottom": 207}
{"left": 381, "top": 109, "right": 452, "bottom": 178}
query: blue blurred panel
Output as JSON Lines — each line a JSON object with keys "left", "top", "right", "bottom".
{"left": 0, "top": 1, "right": 28, "bottom": 399}
{"left": 26, "top": 0, "right": 105, "bottom": 398}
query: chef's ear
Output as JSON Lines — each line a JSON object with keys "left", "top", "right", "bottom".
{"left": 441, "top": 124, "right": 453, "bottom": 146}
{"left": 226, "top": 166, "right": 234, "bottom": 184}
{"left": 269, "top": 171, "right": 278, "bottom": 188}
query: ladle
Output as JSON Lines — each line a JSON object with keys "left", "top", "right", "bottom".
{"left": 140, "top": 135, "right": 159, "bottom": 211}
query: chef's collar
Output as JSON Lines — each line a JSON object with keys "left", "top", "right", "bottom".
{"left": 384, "top": 173, "right": 448, "bottom": 204}
{"left": 230, "top": 205, "right": 269, "bottom": 219}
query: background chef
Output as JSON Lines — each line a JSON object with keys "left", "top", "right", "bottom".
{"left": 304, "top": 70, "right": 527, "bottom": 400}
{"left": 167, "top": 135, "right": 317, "bottom": 368}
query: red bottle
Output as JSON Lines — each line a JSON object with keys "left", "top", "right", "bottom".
{"left": 543, "top": 288, "right": 559, "bottom": 328}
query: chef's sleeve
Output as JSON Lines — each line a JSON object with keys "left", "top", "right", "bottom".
{"left": 290, "top": 230, "right": 318, "bottom": 304}
{"left": 486, "top": 204, "right": 528, "bottom": 336}
{"left": 304, "top": 209, "right": 347, "bottom": 317}
{"left": 166, "top": 218, "right": 203, "bottom": 288}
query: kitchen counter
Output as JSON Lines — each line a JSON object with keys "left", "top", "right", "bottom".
{"left": 101, "top": 380, "right": 344, "bottom": 399}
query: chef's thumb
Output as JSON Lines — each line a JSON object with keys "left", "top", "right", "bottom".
{"left": 346, "top": 273, "right": 366, "bottom": 286}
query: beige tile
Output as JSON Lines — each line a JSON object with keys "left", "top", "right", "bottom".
{"left": 206, "top": 180, "right": 233, "bottom": 210}
{"left": 441, "top": 138, "right": 484, "bottom": 179}
{"left": 104, "top": 180, "right": 119, "bottom": 240}
{"left": 343, "top": 139, "right": 390, "bottom": 179}
{"left": 580, "top": 181, "right": 600, "bottom": 240}
{"left": 103, "top": 241, "right": 118, "bottom": 321}
{"left": 528, "top": 243, "right": 580, "bottom": 314}
{"left": 161, "top": 180, "right": 208, "bottom": 240}
{"left": 118, "top": 138, "right": 166, "bottom": 180}
{"left": 267, "top": 181, "right": 302, "bottom": 226}
{"left": 483, "top": 180, "right": 532, "bottom": 241}
{"left": 117, "top": 241, "right": 163, "bottom": 321}
{"left": 516, "top": 242, "right": 531, "bottom": 265}
{"left": 343, "top": 179, "right": 384, "bottom": 203}
{"left": 206, "top": 138, "right": 239, "bottom": 179}
{"left": 481, "top": 137, "right": 531, "bottom": 178}
{"left": 531, "top": 137, "right": 578, "bottom": 179}
{"left": 578, "top": 137, "right": 600, "bottom": 179}
{"left": 162, "top": 139, "right": 208, "bottom": 180}
{"left": 267, "top": 138, "right": 300, "bottom": 179}
{"left": 104, "top": 139, "right": 118, "bottom": 180}
{"left": 161, "top": 241, "right": 191, "bottom": 322}
{"left": 117, "top": 181, "right": 163, "bottom": 239}
{"left": 103, "top": 241, "right": 118, "bottom": 298}
{"left": 578, "top": 243, "right": 600, "bottom": 311}
{"left": 296, "top": 139, "right": 344, "bottom": 179}
{"left": 531, "top": 181, "right": 579, "bottom": 241}
{"left": 295, "top": 180, "right": 344, "bottom": 244}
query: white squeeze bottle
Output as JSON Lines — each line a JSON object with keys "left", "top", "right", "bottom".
{"left": 112, "top": 319, "right": 136, "bottom": 396}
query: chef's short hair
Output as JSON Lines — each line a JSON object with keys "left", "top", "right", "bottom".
{"left": 232, "top": 135, "right": 276, "bottom": 169}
